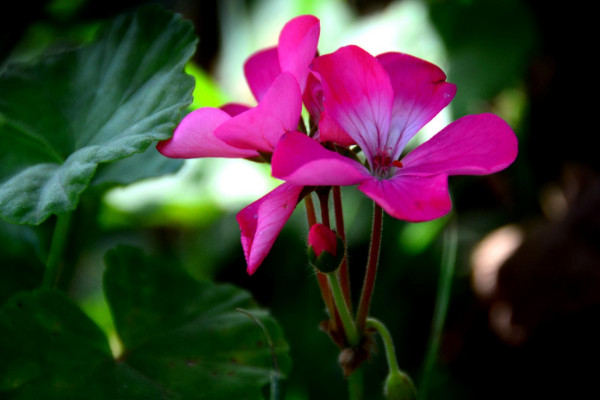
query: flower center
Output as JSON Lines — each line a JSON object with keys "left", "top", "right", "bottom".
{"left": 372, "top": 148, "right": 403, "bottom": 179}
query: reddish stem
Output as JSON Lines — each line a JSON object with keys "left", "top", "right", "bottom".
{"left": 333, "top": 186, "right": 352, "bottom": 313}
{"left": 355, "top": 203, "right": 383, "bottom": 334}
{"left": 316, "top": 188, "right": 331, "bottom": 228}
{"left": 305, "top": 194, "right": 338, "bottom": 331}
{"left": 305, "top": 193, "right": 317, "bottom": 227}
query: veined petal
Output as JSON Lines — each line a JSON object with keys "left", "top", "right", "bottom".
{"left": 359, "top": 174, "right": 452, "bottom": 222}
{"left": 400, "top": 113, "right": 518, "bottom": 176}
{"left": 272, "top": 131, "right": 370, "bottom": 186}
{"left": 278, "top": 15, "right": 320, "bottom": 91}
{"left": 156, "top": 107, "right": 258, "bottom": 158}
{"left": 215, "top": 72, "right": 302, "bottom": 153}
{"left": 244, "top": 46, "right": 281, "bottom": 102}
{"left": 311, "top": 45, "right": 394, "bottom": 166}
{"left": 237, "top": 182, "right": 304, "bottom": 274}
{"left": 376, "top": 52, "right": 456, "bottom": 160}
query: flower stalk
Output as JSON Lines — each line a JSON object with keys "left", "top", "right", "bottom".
{"left": 367, "top": 318, "right": 400, "bottom": 375}
{"left": 305, "top": 195, "right": 339, "bottom": 331}
{"left": 42, "top": 212, "right": 72, "bottom": 289}
{"left": 333, "top": 186, "right": 352, "bottom": 312}
{"left": 348, "top": 368, "right": 364, "bottom": 400}
{"left": 328, "top": 272, "right": 359, "bottom": 346}
{"left": 316, "top": 187, "right": 331, "bottom": 228}
{"left": 367, "top": 318, "right": 416, "bottom": 400}
{"left": 356, "top": 203, "right": 383, "bottom": 334}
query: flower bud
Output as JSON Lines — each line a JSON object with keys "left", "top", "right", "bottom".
{"left": 383, "top": 370, "right": 416, "bottom": 400}
{"left": 307, "top": 223, "right": 345, "bottom": 273}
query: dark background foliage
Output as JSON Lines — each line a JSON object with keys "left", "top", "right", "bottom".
{"left": 2, "top": 0, "right": 598, "bottom": 399}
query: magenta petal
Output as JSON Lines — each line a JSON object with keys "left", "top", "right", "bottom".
{"left": 318, "top": 112, "right": 355, "bottom": 147}
{"left": 359, "top": 174, "right": 452, "bottom": 222}
{"left": 244, "top": 46, "right": 281, "bottom": 102}
{"left": 272, "top": 131, "right": 370, "bottom": 186}
{"left": 376, "top": 52, "right": 457, "bottom": 159}
{"left": 311, "top": 45, "right": 394, "bottom": 165}
{"left": 237, "top": 182, "right": 304, "bottom": 274}
{"left": 221, "top": 103, "right": 251, "bottom": 117}
{"left": 215, "top": 72, "right": 302, "bottom": 153}
{"left": 278, "top": 15, "right": 320, "bottom": 91}
{"left": 302, "top": 73, "right": 355, "bottom": 146}
{"left": 308, "top": 223, "right": 338, "bottom": 257}
{"left": 401, "top": 113, "right": 518, "bottom": 176}
{"left": 302, "top": 72, "right": 323, "bottom": 122}
{"left": 156, "top": 108, "right": 258, "bottom": 159}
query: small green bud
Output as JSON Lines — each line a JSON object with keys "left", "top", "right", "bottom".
{"left": 384, "top": 370, "right": 416, "bottom": 400}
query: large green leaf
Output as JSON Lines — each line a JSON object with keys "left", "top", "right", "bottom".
{"left": 0, "top": 5, "right": 196, "bottom": 225}
{"left": 0, "top": 246, "right": 290, "bottom": 399}
{"left": 104, "top": 245, "right": 290, "bottom": 399}
{"left": 0, "top": 289, "right": 116, "bottom": 399}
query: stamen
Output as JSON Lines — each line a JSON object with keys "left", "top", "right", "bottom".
{"left": 372, "top": 148, "right": 403, "bottom": 178}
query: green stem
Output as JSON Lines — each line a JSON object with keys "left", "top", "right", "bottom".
{"left": 328, "top": 272, "right": 359, "bottom": 346}
{"left": 418, "top": 217, "right": 458, "bottom": 400}
{"left": 42, "top": 212, "right": 72, "bottom": 289}
{"left": 367, "top": 317, "right": 400, "bottom": 374}
{"left": 348, "top": 367, "right": 364, "bottom": 400}
{"left": 356, "top": 203, "right": 383, "bottom": 334}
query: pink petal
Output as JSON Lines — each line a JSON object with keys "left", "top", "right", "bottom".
{"left": 311, "top": 45, "right": 394, "bottom": 166}
{"left": 359, "top": 174, "right": 452, "bottom": 222}
{"left": 237, "top": 182, "right": 304, "bottom": 274}
{"left": 318, "top": 112, "right": 355, "bottom": 147}
{"left": 302, "top": 72, "right": 323, "bottom": 122}
{"left": 272, "top": 131, "right": 370, "bottom": 186}
{"left": 215, "top": 72, "right": 302, "bottom": 153}
{"left": 308, "top": 223, "right": 338, "bottom": 257}
{"left": 244, "top": 47, "right": 281, "bottom": 102}
{"left": 278, "top": 15, "right": 320, "bottom": 92}
{"left": 376, "top": 52, "right": 456, "bottom": 159}
{"left": 221, "top": 103, "right": 251, "bottom": 117}
{"left": 400, "top": 113, "right": 518, "bottom": 176}
{"left": 302, "top": 72, "right": 355, "bottom": 146}
{"left": 156, "top": 108, "right": 258, "bottom": 158}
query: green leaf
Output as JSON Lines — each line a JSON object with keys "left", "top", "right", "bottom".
{"left": 0, "top": 289, "right": 116, "bottom": 398}
{"left": 0, "top": 246, "right": 290, "bottom": 399}
{"left": 104, "top": 245, "right": 290, "bottom": 399}
{"left": 0, "top": 5, "right": 196, "bottom": 225}
{"left": 0, "top": 220, "right": 46, "bottom": 304}
{"left": 91, "top": 143, "right": 184, "bottom": 187}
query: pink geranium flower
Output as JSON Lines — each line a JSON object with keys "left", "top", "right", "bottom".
{"left": 272, "top": 45, "right": 518, "bottom": 222}
{"left": 157, "top": 15, "right": 320, "bottom": 274}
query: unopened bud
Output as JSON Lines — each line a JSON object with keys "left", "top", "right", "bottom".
{"left": 307, "top": 223, "right": 344, "bottom": 273}
{"left": 384, "top": 370, "right": 416, "bottom": 400}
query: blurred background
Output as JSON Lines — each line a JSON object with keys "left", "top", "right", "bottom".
{"left": 2, "top": 0, "right": 599, "bottom": 398}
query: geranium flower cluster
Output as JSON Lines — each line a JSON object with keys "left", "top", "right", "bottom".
{"left": 157, "top": 15, "right": 517, "bottom": 276}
